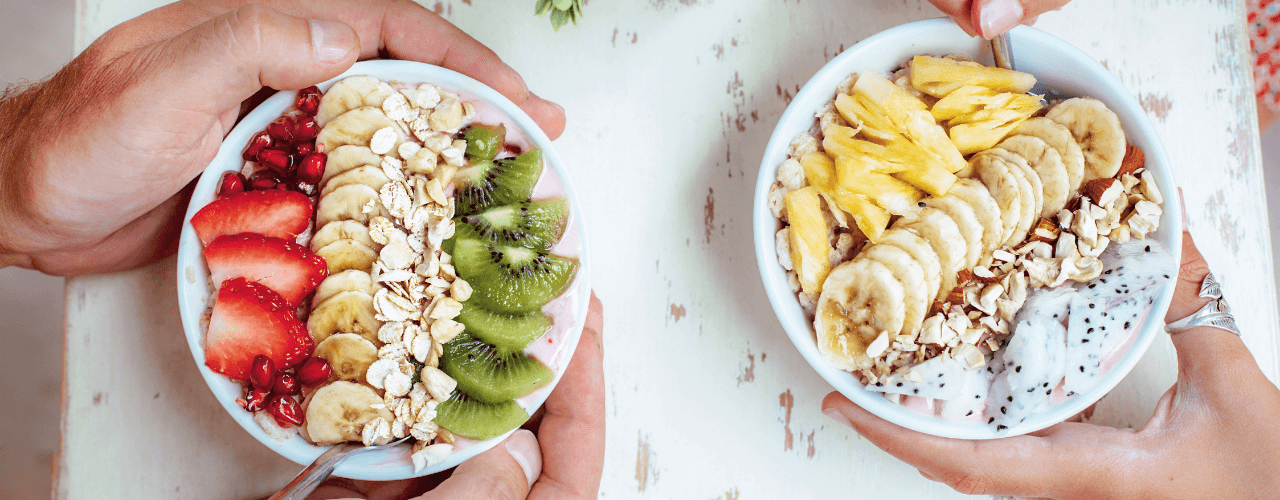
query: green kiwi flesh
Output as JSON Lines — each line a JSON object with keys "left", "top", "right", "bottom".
{"left": 456, "top": 303, "right": 553, "bottom": 354}
{"left": 463, "top": 124, "right": 506, "bottom": 161}
{"left": 452, "top": 238, "right": 579, "bottom": 314}
{"left": 454, "top": 149, "right": 543, "bottom": 216}
{"left": 434, "top": 391, "right": 529, "bottom": 441}
{"left": 440, "top": 333, "right": 552, "bottom": 403}
{"left": 450, "top": 198, "right": 569, "bottom": 252}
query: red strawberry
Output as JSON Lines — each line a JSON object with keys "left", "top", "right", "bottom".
{"left": 190, "top": 189, "right": 312, "bottom": 246}
{"left": 204, "top": 233, "right": 328, "bottom": 306}
{"left": 205, "top": 278, "right": 314, "bottom": 380}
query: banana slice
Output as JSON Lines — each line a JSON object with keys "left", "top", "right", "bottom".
{"left": 816, "top": 258, "right": 906, "bottom": 371}
{"left": 859, "top": 244, "right": 928, "bottom": 337}
{"left": 314, "top": 238, "right": 378, "bottom": 276}
{"left": 314, "top": 333, "right": 380, "bottom": 384}
{"left": 877, "top": 228, "right": 942, "bottom": 306}
{"left": 896, "top": 207, "right": 966, "bottom": 301}
{"left": 313, "top": 269, "right": 376, "bottom": 306}
{"left": 322, "top": 145, "right": 382, "bottom": 186}
{"left": 304, "top": 381, "right": 394, "bottom": 445}
{"left": 317, "top": 76, "right": 396, "bottom": 127}
{"left": 988, "top": 147, "right": 1043, "bottom": 225}
{"left": 947, "top": 178, "right": 1003, "bottom": 263}
{"left": 1012, "top": 117, "right": 1085, "bottom": 193}
{"left": 992, "top": 149, "right": 1040, "bottom": 246}
{"left": 968, "top": 151, "right": 1022, "bottom": 247}
{"left": 999, "top": 135, "right": 1070, "bottom": 217}
{"left": 315, "top": 184, "right": 389, "bottom": 227}
{"left": 922, "top": 195, "right": 984, "bottom": 270}
{"left": 307, "top": 290, "right": 382, "bottom": 344}
{"left": 1044, "top": 97, "right": 1125, "bottom": 182}
{"left": 311, "top": 220, "right": 378, "bottom": 253}
{"left": 321, "top": 165, "right": 391, "bottom": 197}
{"left": 317, "top": 107, "right": 408, "bottom": 159}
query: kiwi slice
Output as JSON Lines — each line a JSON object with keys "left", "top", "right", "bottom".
{"left": 450, "top": 198, "right": 569, "bottom": 252}
{"left": 434, "top": 391, "right": 529, "bottom": 441}
{"left": 456, "top": 304, "right": 553, "bottom": 354}
{"left": 463, "top": 124, "right": 506, "bottom": 161}
{"left": 455, "top": 149, "right": 543, "bottom": 216}
{"left": 440, "top": 333, "right": 552, "bottom": 403}
{"left": 452, "top": 238, "right": 579, "bottom": 314}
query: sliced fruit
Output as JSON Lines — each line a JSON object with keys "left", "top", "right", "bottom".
{"left": 948, "top": 104, "right": 1041, "bottom": 155}
{"left": 310, "top": 220, "right": 378, "bottom": 253}
{"left": 452, "top": 198, "right": 569, "bottom": 252}
{"left": 877, "top": 228, "right": 943, "bottom": 304}
{"left": 313, "top": 333, "right": 379, "bottom": 385}
{"left": 999, "top": 135, "right": 1070, "bottom": 217}
{"left": 909, "top": 55, "right": 1037, "bottom": 97}
{"left": 440, "top": 333, "right": 553, "bottom": 403}
{"left": 205, "top": 278, "right": 313, "bottom": 379}
{"left": 321, "top": 145, "right": 382, "bottom": 185}
{"left": 947, "top": 178, "right": 1004, "bottom": 263}
{"left": 852, "top": 71, "right": 967, "bottom": 172}
{"left": 316, "top": 107, "right": 407, "bottom": 158}
{"left": 320, "top": 165, "right": 391, "bottom": 197}
{"left": 315, "top": 75, "right": 396, "bottom": 126}
{"left": 799, "top": 151, "right": 837, "bottom": 190}
{"left": 968, "top": 151, "right": 1023, "bottom": 246}
{"left": 830, "top": 190, "right": 890, "bottom": 243}
{"left": 315, "top": 184, "right": 388, "bottom": 227}
{"left": 307, "top": 290, "right": 382, "bottom": 343}
{"left": 859, "top": 244, "right": 929, "bottom": 337}
{"left": 895, "top": 207, "right": 966, "bottom": 301}
{"left": 1045, "top": 97, "right": 1126, "bottom": 182}
{"left": 452, "top": 238, "right": 580, "bottom": 314}
{"left": 1013, "top": 117, "right": 1086, "bottom": 193}
{"left": 304, "top": 381, "right": 394, "bottom": 445}
{"left": 784, "top": 187, "right": 832, "bottom": 295}
{"left": 434, "top": 391, "right": 530, "bottom": 441}
{"left": 204, "top": 233, "right": 328, "bottom": 306}
{"left": 988, "top": 148, "right": 1042, "bottom": 244}
{"left": 834, "top": 155, "right": 924, "bottom": 215}
{"left": 832, "top": 90, "right": 963, "bottom": 193}
{"left": 815, "top": 258, "right": 906, "bottom": 371}
{"left": 455, "top": 305, "right": 553, "bottom": 355}
{"left": 455, "top": 149, "right": 545, "bottom": 216}
{"left": 313, "top": 238, "right": 378, "bottom": 275}
{"left": 190, "top": 189, "right": 312, "bottom": 246}
{"left": 922, "top": 195, "right": 984, "bottom": 269}
{"left": 464, "top": 124, "right": 507, "bottom": 161}
{"left": 313, "top": 269, "right": 376, "bottom": 307}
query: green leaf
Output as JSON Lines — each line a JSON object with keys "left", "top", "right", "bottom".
{"left": 552, "top": 0, "right": 573, "bottom": 10}
{"left": 550, "top": 9, "right": 569, "bottom": 30}
{"left": 534, "top": 0, "right": 552, "bottom": 16}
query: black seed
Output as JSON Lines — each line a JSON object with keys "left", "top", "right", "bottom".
{"left": 1001, "top": 407, "right": 1007, "bottom": 414}
{"left": 1089, "top": 303, "right": 1096, "bottom": 308}
{"left": 1080, "top": 366, "right": 1085, "bottom": 372}
{"left": 988, "top": 417, "right": 995, "bottom": 424}
{"left": 1015, "top": 366, "right": 1022, "bottom": 373}
{"left": 966, "top": 410, "right": 973, "bottom": 416}
{"left": 1124, "top": 321, "right": 1131, "bottom": 329}
{"left": 997, "top": 425, "right": 1007, "bottom": 431}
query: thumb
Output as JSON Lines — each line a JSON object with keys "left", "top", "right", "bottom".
{"left": 417, "top": 429, "right": 541, "bottom": 500}
{"left": 147, "top": 4, "right": 358, "bottom": 117}
{"left": 970, "top": 0, "right": 1072, "bottom": 39}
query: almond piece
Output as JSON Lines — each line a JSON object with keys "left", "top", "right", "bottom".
{"left": 1079, "top": 178, "right": 1120, "bottom": 205}
{"left": 1029, "top": 217, "right": 1061, "bottom": 243}
{"left": 1116, "top": 144, "right": 1146, "bottom": 178}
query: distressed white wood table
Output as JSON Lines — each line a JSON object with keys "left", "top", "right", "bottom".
{"left": 58, "top": 1, "right": 1276, "bottom": 499}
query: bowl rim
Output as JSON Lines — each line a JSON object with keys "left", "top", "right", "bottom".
{"left": 752, "top": 18, "right": 1181, "bottom": 439}
{"left": 175, "top": 59, "right": 591, "bottom": 479}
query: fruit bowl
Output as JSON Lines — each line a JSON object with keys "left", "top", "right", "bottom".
{"left": 176, "top": 60, "right": 591, "bottom": 479}
{"left": 753, "top": 19, "right": 1180, "bottom": 439}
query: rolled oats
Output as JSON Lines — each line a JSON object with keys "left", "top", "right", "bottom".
{"left": 370, "top": 127, "right": 398, "bottom": 155}
{"left": 361, "top": 417, "right": 393, "bottom": 446}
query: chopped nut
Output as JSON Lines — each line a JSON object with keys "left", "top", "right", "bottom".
{"left": 1055, "top": 232, "right": 1078, "bottom": 259}
{"left": 1080, "top": 178, "right": 1119, "bottom": 205}
{"left": 410, "top": 443, "right": 453, "bottom": 472}
{"left": 428, "top": 94, "right": 463, "bottom": 132}
{"left": 959, "top": 327, "right": 985, "bottom": 345}
{"left": 775, "top": 228, "right": 793, "bottom": 271}
{"left": 918, "top": 314, "right": 945, "bottom": 345}
{"left": 1071, "top": 206, "right": 1099, "bottom": 248}
{"left": 992, "top": 249, "right": 1016, "bottom": 263}
{"left": 430, "top": 318, "right": 464, "bottom": 344}
{"left": 419, "top": 366, "right": 457, "bottom": 402}
{"left": 1140, "top": 171, "right": 1163, "bottom": 204}
{"left": 1117, "top": 144, "right": 1146, "bottom": 178}
{"left": 903, "top": 369, "right": 923, "bottom": 383}
{"left": 451, "top": 279, "right": 473, "bottom": 302}
{"left": 1030, "top": 218, "right": 1061, "bottom": 242}
{"left": 952, "top": 343, "right": 985, "bottom": 369}
{"left": 1109, "top": 224, "right": 1132, "bottom": 243}
{"left": 865, "top": 331, "right": 890, "bottom": 358}
{"left": 974, "top": 283, "right": 1004, "bottom": 316}
{"left": 1057, "top": 209, "right": 1073, "bottom": 229}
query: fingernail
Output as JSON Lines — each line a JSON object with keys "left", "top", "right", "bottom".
{"left": 979, "top": 0, "right": 1023, "bottom": 39}
{"left": 505, "top": 429, "right": 541, "bottom": 488}
{"left": 1178, "top": 188, "right": 1189, "bottom": 228}
{"left": 822, "top": 407, "right": 853, "bottom": 429}
{"left": 309, "top": 19, "right": 354, "bottom": 63}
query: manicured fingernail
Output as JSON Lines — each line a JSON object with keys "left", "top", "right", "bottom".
{"left": 979, "top": 0, "right": 1023, "bottom": 39}
{"left": 822, "top": 407, "right": 853, "bottom": 429}
{"left": 1178, "top": 188, "right": 1189, "bottom": 228}
{"left": 506, "top": 429, "right": 541, "bottom": 488}
{"left": 310, "top": 19, "right": 354, "bottom": 62}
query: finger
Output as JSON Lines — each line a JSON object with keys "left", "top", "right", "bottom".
{"left": 821, "top": 392, "right": 1137, "bottom": 498}
{"left": 518, "top": 93, "right": 567, "bottom": 141}
{"left": 529, "top": 292, "right": 605, "bottom": 499}
{"left": 971, "top": 0, "right": 1072, "bottom": 39}
{"left": 417, "top": 429, "right": 540, "bottom": 500}
{"left": 925, "top": 0, "right": 979, "bottom": 37}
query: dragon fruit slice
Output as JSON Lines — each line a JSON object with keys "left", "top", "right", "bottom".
{"left": 984, "top": 313, "right": 1067, "bottom": 432}
{"left": 939, "top": 359, "right": 994, "bottom": 420}
{"left": 866, "top": 354, "right": 969, "bottom": 400}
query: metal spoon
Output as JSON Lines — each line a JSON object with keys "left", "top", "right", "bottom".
{"left": 992, "top": 32, "right": 1015, "bottom": 70}
{"left": 268, "top": 437, "right": 413, "bottom": 500}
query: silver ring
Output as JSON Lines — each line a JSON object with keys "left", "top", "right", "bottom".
{"left": 1165, "top": 272, "right": 1241, "bottom": 336}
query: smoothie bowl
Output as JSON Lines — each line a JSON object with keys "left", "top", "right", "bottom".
{"left": 176, "top": 60, "right": 590, "bottom": 479}
{"left": 753, "top": 19, "right": 1179, "bottom": 439}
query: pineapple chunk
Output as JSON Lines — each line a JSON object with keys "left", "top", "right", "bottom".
{"left": 834, "top": 93, "right": 897, "bottom": 142}
{"left": 799, "top": 152, "right": 837, "bottom": 190}
{"left": 947, "top": 101, "right": 1042, "bottom": 155}
{"left": 930, "top": 85, "right": 999, "bottom": 121}
{"left": 835, "top": 155, "right": 924, "bottom": 214}
{"left": 831, "top": 189, "right": 889, "bottom": 243}
{"left": 786, "top": 187, "right": 832, "bottom": 295}
{"left": 910, "top": 55, "right": 1037, "bottom": 98}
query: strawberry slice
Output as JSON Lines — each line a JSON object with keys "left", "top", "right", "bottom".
{"left": 191, "top": 189, "right": 312, "bottom": 246}
{"left": 204, "top": 233, "right": 328, "bottom": 306}
{"left": 205, "top": 277, "right": 314, "bottom": 380}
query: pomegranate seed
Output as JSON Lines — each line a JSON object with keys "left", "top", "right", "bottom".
{"left": 296, "top": 86, "right": 322, "bottom": 116}
{"left": 248, "top": 171, "right": 281, "bottom": 191}
{"left": 291, "top": 116, "right": 320, "bottom": 142}
{"left": 295, "top": 357, "right": 332, "bottom": 386}
{"left": 268, "top": 395, "right": 304, "bottom": 427}
{"left": 266, "top": 117, "right": 294, "bottom": 144}
{"left": 244, "top": 387, "right": 271, "bottom": 412}
{"left": 294, "top": 142, "right": 315, "bottom": 156}
{"left": 242, "top": 131, "right": 274, "bottom": 161}
{"left": 272, "top": 372, "right": 300, "bottom": 396}
{"left": 256, "top": 148, "right": 295, "bottom": 176}
{"left": 250, "top": 355, "right": 276, "bottom": 390}
{"left": 296, "top": 153, "right": 326, "bottom": 185}
{"left": 218, "top": 172, "right": 246, "bottom": 197}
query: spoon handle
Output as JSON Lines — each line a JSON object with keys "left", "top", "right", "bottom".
{"left": 268, "top": 443, "right": 360, "bottom": 500}
{"left": 992, "top": 32, "right": 1015, "bottom": 70}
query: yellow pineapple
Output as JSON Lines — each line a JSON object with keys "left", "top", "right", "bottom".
{"left": 786, "top": 187, "right": 832, "bottom": 295}
{"left": 831, "top": 189, "right": 889, "bottom": 243}
{"left": 910, "top": 55, "right": 1037, "bottom": 98}
{"left": 835, "top": 155, "right": 924, "bottom": 214}
{"left": 799, "top": 151, "right": 837, "bottom": 190}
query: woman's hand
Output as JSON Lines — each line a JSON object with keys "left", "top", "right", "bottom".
{"left": 821, "top": 231, "right": 1280, "bottom": 499}
{"left": 0, "top": 0, "right": 564, "bottom": 276}
{"left": 926, "top": 0, "right": 1072, "bottom": 39}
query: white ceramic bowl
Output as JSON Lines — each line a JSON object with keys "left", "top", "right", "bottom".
{"left": 176, "top": 60, "right": 591, "bottom": 479}
{"left": 753, "top": 19, "right": 1181, "bottom": 439}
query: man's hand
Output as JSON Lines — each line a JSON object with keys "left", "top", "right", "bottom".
{"left": 0, "top": 0, "right": 565, "bottom": 276}
{"left": 927, "top": 0, "right": 1072, "bottom": 39}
